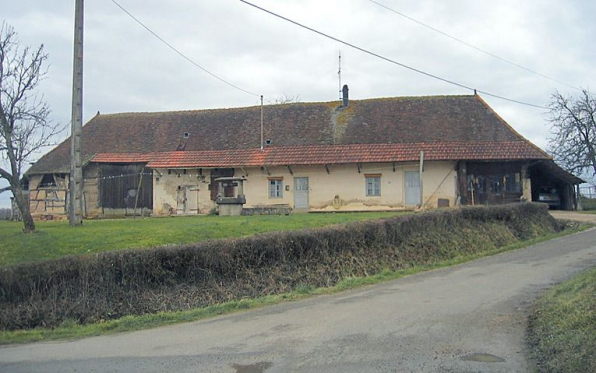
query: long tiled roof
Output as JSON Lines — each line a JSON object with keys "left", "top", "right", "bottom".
{"left": 91, "top": 141, "right": 548, "bottom": 168}
{"left": 27, "top": 94, "right": 550, "bottom": 174}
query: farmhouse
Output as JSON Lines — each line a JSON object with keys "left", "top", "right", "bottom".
{"left": 25, "top": 90, "right": 583, "bottom": 218}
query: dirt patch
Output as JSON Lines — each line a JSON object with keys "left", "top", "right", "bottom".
{"left": 232, "top": 361, "right": 272, "bottom": 373}
{"left": 550, "top": 211, "right": 596, "bottom": 224}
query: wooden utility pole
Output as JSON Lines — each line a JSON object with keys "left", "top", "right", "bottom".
{"left": 419, "top": 150, "right": 424, "bottom": 208}
{"left": 69, "top": 0, "right": 84, "bottom": 226}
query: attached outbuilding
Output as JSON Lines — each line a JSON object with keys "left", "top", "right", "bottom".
{"left": 25, "top": 92, "right": 583, "bottom": 218}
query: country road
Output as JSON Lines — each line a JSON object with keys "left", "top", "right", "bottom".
{"left": 1, "top": 228, "right": 595, "bottom": 373}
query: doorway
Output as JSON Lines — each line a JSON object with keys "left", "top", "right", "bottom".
{"left": 294, "top": 177, "right": 309, "bottom": 209}
{"left": 405, "top": 171, "right": 420, "bottom": 206}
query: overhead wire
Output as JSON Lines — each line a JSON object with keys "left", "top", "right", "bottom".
{"left": 239, "top": 0, "right": 549, "bottom": 110}
{"left": 368, "top": 0, "right": 581, "bottom": 91}
{"left": 111, "top": 0, "right": 260, "bottom": 97}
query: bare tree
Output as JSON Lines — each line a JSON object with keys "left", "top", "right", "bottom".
{"left": 548, "top": 89, "right": 596, "bottom": 183}
{"left": 0, "top": 23, "right": 62, "bottom": 232}
{"left": 267, "top": 93, "right": 301, "bottom": 105}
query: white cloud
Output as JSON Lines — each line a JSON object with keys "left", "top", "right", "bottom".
{"left": 1, "top": 0, "right": 595, "bottom": 206}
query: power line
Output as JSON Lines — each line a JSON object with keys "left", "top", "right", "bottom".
{"left": 240, "top": 0, "right": 548, "bottom": 110}
{"left": 111, "top": 0, "right": 260, "bottom": 97}
{"left": 368, "top": 0, "right": 581, "bottom": 91}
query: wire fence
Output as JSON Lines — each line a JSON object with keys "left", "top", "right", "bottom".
{"left": 579, "top": 185, "right": 596, "bottom": 210}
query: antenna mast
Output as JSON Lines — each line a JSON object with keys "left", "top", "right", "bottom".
{"left": 338, "top": 51, "right": 342, "bottom": 102}
{"left": 260, "top": 95, "right": 264, "bottom": 151}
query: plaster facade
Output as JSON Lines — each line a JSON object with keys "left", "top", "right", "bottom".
{"left": 152, "top": 161, "right": 458, "bottom": 215}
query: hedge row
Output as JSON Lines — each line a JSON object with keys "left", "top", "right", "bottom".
{"left": 0, "top": 203, "right": 560, "bottom": 330}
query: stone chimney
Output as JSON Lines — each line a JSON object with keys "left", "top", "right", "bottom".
{"left": 342, "top": 84, "right": 349, "bottom": 107}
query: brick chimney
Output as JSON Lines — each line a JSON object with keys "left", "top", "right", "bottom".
{"left": 342, "top": 84, "right": 349, "bottom": 107}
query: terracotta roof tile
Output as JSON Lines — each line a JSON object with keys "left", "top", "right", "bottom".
{"left": 28, "top": 95, "right": 551, "bottom": 174}
{"left": 91, "top": 141, "right": 548, "bottom": 169}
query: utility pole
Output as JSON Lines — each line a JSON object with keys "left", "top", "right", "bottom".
{"left": 419, "top": 150, "right": 424, "bottom": 208}
{"left": 69, "top": 0, "right": 84, "bottom": 226}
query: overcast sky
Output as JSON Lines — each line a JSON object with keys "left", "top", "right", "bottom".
{"left": 1, "top": 0, "right": 595, "bottom": 208}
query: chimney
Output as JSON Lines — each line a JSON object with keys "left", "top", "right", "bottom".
{"left": 342, "top": 84, "right": 349, "bottom": 107}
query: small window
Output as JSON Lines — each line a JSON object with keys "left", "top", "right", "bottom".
{"left": 269, "top": 179, "right": 283, "bottom": 198}
{"left": 39, "top": 174, "right": 57, "bottom": 188}
{"left": 365, "top": 175, "right": 381, "bottom": 196}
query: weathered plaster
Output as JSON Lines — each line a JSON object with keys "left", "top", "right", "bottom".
{"left": 153, "top": 169, "right": 216, "bottom": 215}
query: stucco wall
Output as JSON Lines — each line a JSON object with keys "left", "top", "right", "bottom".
{"left": 83, "top": 164, "right": 101, "bottom": 218}
{"left": 138, "top": 161, "right": 456, "bottom": 213}
{"left": 153, "top": 169, "right": 216, "bottom": 215}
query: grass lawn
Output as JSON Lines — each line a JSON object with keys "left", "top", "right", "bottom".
{"left": 0, "top": 224, "right": 588, "bottom": 345}
{"left": 528, "top": 266, "right": 596, "bottom": 373}
{"left": 0, "top": 212, "right": 404, "bottom": 266}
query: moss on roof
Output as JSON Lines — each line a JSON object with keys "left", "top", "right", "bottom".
{"left": 27, "top": 94, "right": 548, "bottom": 175}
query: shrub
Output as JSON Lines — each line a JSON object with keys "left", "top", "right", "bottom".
{"left": 0, "top": 203, "right": 560, "bottom": 330}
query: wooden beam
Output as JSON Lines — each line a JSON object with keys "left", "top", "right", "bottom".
{"left": 357, "top": 163, "right": 361, "bottom": 173}
{"left": 325, "top": 164, "right": 330, "bottom": 174}
{"left": 287, "top": 165, "right": 293, "bottom": 175}
{"left": 392, "top": 162, "right": 396, "bottom": 172}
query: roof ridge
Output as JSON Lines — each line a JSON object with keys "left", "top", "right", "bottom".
{"left": 92, "top": 94, "right": 477, "bottom": 117}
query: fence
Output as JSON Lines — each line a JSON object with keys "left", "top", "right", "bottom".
{"left": 579, "top": 185, "right": 596, "bottom": 210}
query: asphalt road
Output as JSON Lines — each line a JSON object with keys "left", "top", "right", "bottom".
{"left": 1, "top": 228, "right": 596, "bottom": 373}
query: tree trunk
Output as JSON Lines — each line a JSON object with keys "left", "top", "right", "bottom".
{"left": 11, "top": 183, "right": 35, "bottom": 232}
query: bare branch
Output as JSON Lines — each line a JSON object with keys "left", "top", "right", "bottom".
{"left": 266, "top": 93, "right": 301, "bottom": 105}
{"left": 0, "top": 22, "right": 57, "bottom": 231}
{"left": 548, "top": 89, "right": 596, "bottom": 181}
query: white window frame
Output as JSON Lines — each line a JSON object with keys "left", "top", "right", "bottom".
{"left": 269, "top": 178, "right": 283, "bottom": 198}
{"left": 365, "top": 175, "right": 381, "bottom": 196}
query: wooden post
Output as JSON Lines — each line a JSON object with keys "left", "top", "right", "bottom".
{"left": 69, "top": 0, "right": 84, "bottom": 226}
{"left": 457, "top": 161, "right": 468, "bottom": 205}
{"left": 576, "top": 184, "right": 582, "bottom": 211}
{"left": 133, "top": 167, "right": 145, "bottom": 219}
{"left": 419, "top": 150, "right": 424, "bottom": 207}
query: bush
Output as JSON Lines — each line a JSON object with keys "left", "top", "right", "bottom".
{"left": 0, "top": 203, "right": 560, "bottom": 330}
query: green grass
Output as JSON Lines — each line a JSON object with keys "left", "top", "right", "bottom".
{"left": 0, "top": 223, "right": 588, "bottom": 345}
{"left": 579, "top": 197, "right": 596, "bottom": 211}
{"left": 0, "top": 212, "right": 404, "bottom": 266}
{"left": 528, "top": 265, "right": 596, "bottom": 373}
